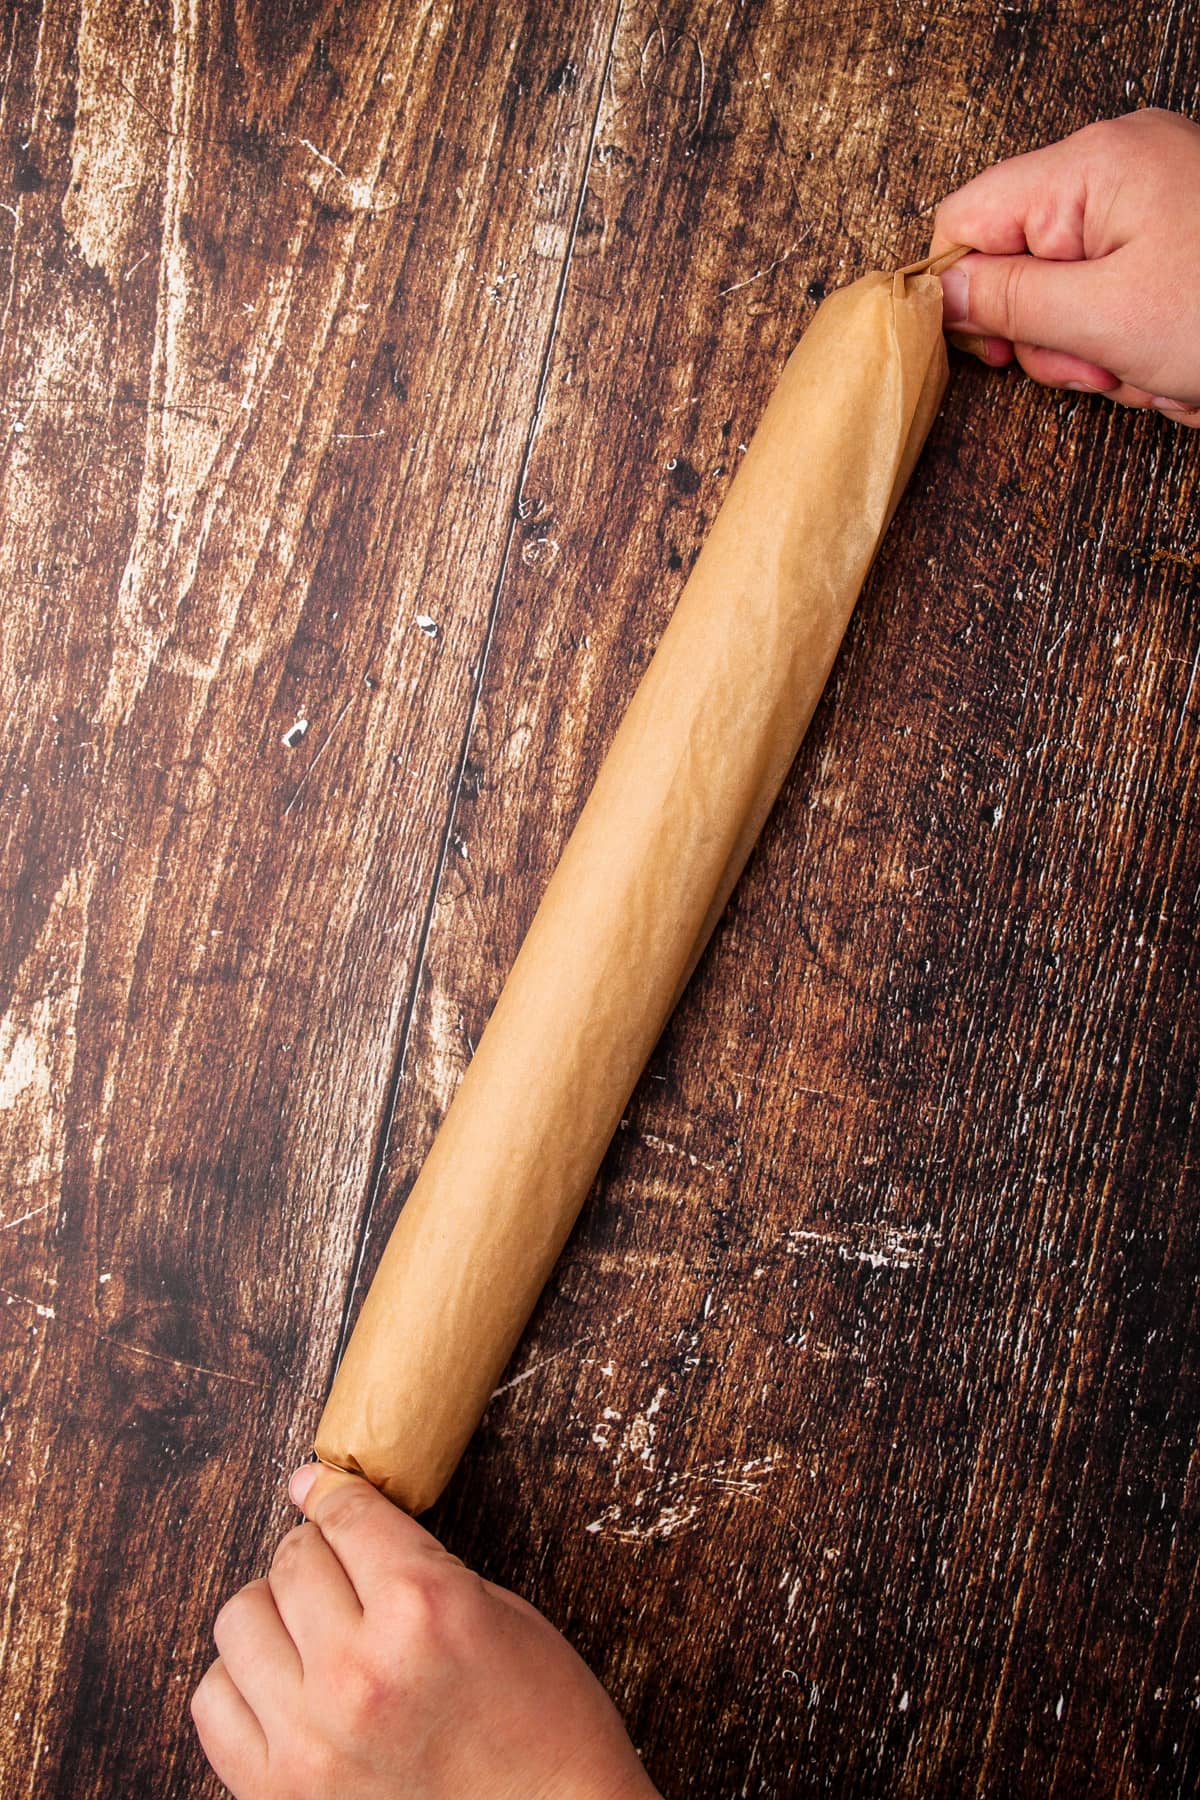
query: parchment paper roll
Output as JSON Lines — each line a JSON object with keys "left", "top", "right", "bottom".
{"left": 316, "top": 250, "right": 961, "bottom": 1512}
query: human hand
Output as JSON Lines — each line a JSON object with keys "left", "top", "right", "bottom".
{"left": 191, "top": 1463, "right": 659, "bottom": 1800}
{"left": 932, "top": 108, "right": 1200, "bottom": 425}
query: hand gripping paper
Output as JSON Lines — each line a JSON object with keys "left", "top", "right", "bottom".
{"left": 315, "top": 252, "right": 960, "bottom": 1512}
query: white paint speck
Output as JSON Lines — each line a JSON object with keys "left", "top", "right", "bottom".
{"left": 1, "top": 1286, "right": 55, "bottom": 1319}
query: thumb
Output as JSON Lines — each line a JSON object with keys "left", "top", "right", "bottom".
{"left": 289, "top": 1458, "right": 368, "bottom": 1519}
{"left": 288, "top": 1460, "right": 449, "bottom": 1598}
{"left": 287, "top": 1461, "right": 401, "bottom": 1598}
{"left": 940, "top": 251, "right": 1115, "bottom": 364}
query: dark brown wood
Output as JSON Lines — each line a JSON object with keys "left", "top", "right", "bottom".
{"left": 2, "top": 2, "right": 1197, "bottom": 1796}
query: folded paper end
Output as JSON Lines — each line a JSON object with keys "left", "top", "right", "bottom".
{"left": 893, "top": 241, "right": 971, "bottom": 296}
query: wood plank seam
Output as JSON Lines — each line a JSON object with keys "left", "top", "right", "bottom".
{"left": 324, "top": 0, "right": 630, "bottom": 1387}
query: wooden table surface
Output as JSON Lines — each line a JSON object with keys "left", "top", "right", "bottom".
{"left": 2, "top": 3, "right": 1198, "bottom": 1795}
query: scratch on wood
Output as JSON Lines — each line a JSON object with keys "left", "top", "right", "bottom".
{"left": 283, "top": 696, "right": 355, "bottom": 817}
{"left": 4, "top": 1288, "right": 268, "bottom": 1388}
{"left": 1174, "top": 640, "right": 1198, "bottom": 746}
{"left": 719, "top": 236, "right": 808, "bottom": 298}
{"left": 636, "top": 1127, "right": 723, "bottom": 1174}
{"left": 684, "top": 30, "right": 708, "bottom": 138}
{"left": 784, "top": 1221, "right": 942, "bottom": 1271}
{"left": 112, "top": 72, "right": 178, "bottom": 140}
{"left": 297, "top": 136, "right": 404, "bottom": 213}
{"left": 585, "top": 1453, "right": 782, "bottom": 1542}
{"left": 0, "top": 1285, "right": 57, "bottom": 1320}
{"left": 0, "top": 1200, "right": 56, "bottom": 1232}
{"left": 89, "top": 1332, "right": 263, "bottom": 1390}
{"left": 490, "top": 1311, "right": 633, "bottom": 1401}
{"left": 489, "top": 1336, "right": 590, "bottom": 1398}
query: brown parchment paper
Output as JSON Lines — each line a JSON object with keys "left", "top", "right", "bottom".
{"left": 315, "top": 250, "right": 963, "bottom": 1512}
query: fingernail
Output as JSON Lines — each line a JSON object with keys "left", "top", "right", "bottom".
{"left": 1065, "top": 381, "right": 1099, "bottom": 393}
{"left": 939, "top": 267, "right": 969, "bottom": 327}
{"left": 1152, "top": 395, "right": 1195, "bottom": 412}
{"left": 288, "top": 1463, "right": 319, "bottom": 1509}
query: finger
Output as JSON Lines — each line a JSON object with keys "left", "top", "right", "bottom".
{"left": 268, "top": 1518, "right": 361, "bottom": 1666}
{"left": 1106, "top": 382, "right": 1158, "bottom": 410}
{"left": 948, "top": 331, "right": 1015, "bottom": 367}
{"left": 290, "top": 1463, "right": 449, "bottom": 1605}
{"left": 213, "top": 1577, "right": 302, "bottom": 1712}
{"left": 1011, "top": 343, "right": 1120, "bottom": 391}
{"left": 191, "top": 1658, "right": 268, "bottom": 1798}
{"left": 1053, "top": 377, "right": 1161, "bottom": 414}
{"left": 939, "top": 252, "right": 1117, "bottom": 368}
{"left": 1152, "top": 396, "right": 1200, "bottom": 428}
{"left": 931, "top": 131, "right": 1093, "bottom": 260}
{"left": 1103, "top": 381, "right": 1198, "bottom": 418}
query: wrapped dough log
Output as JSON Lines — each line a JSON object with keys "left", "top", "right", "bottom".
{"left": 316, "top": 249, "right": 962, "bottom": 1512}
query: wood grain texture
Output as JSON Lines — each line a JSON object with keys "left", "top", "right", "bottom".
{"left": 1, "top": 1, "right": 1197, "bottom": 1795}
{"left": 0, "top": 0, "right": 619, "bottom": 1791}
